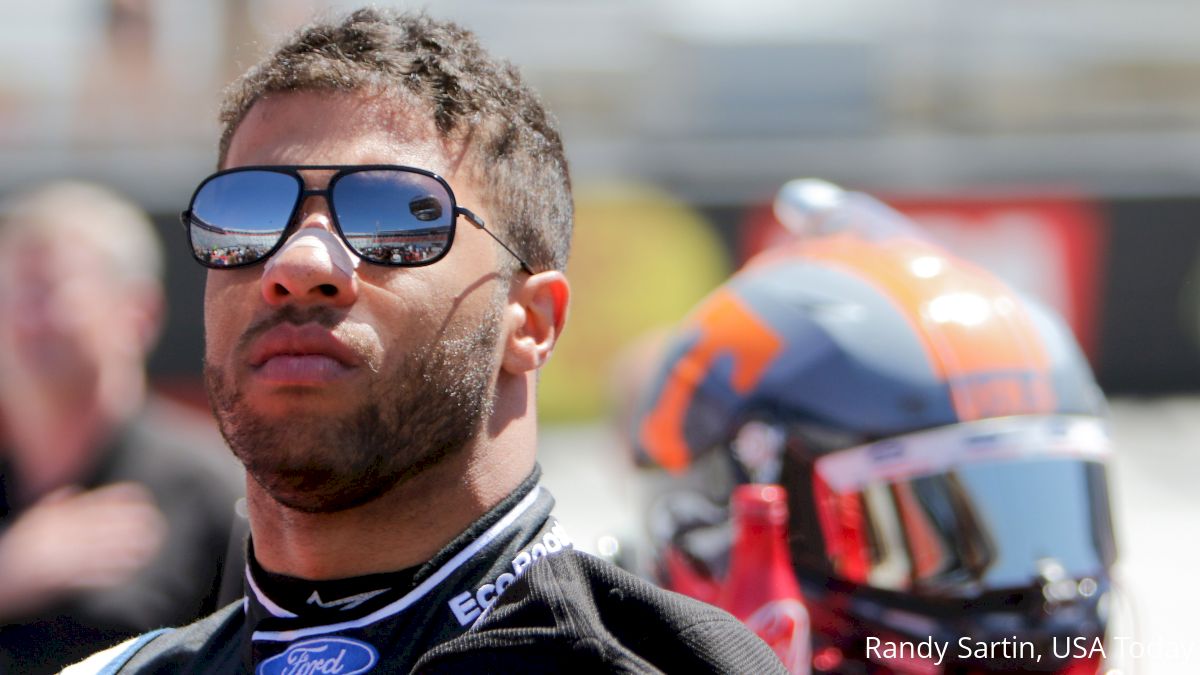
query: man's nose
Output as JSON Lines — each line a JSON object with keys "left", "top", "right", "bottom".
{"left": 260, "top": 205, "right": 359, "bottom": 307}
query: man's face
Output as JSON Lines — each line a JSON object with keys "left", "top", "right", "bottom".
{"left": 204, "top": 90, "right": 510, "bottom": 513}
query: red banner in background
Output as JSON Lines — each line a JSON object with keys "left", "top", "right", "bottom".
{"left": 739, "top": 192, "right": 1109, "bottom": 363}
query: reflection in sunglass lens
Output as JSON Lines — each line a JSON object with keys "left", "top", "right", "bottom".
{"left": 332, "top": 170, "right": 453, "bottom": 265}
{"left": 409, "top": 196, "right": 443, "bottom": 222}
{"left": 188, "top": 171, "right": 301, "bottom": 267}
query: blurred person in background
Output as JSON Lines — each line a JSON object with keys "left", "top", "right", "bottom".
{"left": 0, "top": 181, "right": 243, "bottom": 674}
{"left": 631, "top": 181, "right": 1125, "bottom": 674}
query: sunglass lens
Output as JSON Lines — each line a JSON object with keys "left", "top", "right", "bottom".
{"left": 187, "top": 171, "right": 301, "bottom": 267}
{"left": 331, "top": 170, "right": 454, "bottom": 265}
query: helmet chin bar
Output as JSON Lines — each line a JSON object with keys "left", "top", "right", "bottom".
{"left": 656, "top": 495, "right": 1113, "bottom": 673}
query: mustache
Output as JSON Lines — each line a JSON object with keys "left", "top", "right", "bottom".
{"left": 234, "top": 305, "right": 345, "bottom": 355}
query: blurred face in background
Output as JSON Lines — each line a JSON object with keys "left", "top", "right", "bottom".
{"left": 0, "top": 190, "right": 162, "bottom": 416}
{"left": 0, "top": 230, "right": 115, "bottom": 407}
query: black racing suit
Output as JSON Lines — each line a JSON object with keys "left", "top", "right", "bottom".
{"left": 83, "top": 468, "right": 785, "bottom": 674}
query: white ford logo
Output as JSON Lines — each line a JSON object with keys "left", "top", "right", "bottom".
{"left": 257, "top": 637, "right": 379, "bottom": 675}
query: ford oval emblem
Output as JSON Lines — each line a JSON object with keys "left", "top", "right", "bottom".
{"left": 257, "top": 637, "right": 379, "bottom": 675}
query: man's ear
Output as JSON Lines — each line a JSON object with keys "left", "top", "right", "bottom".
{"left": 502, "top": 271, "right": 570, "bottom": 374}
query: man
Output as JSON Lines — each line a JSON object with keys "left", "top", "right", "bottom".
{"left": 0, "top": 181, "right": 244, "bottom": 674}
{"left": 70, "top": 9, "right": 784, "bottom": 673}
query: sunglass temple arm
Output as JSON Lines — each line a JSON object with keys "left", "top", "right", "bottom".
{"left": 457, "top": 207, "right": 535, "bottom": 275}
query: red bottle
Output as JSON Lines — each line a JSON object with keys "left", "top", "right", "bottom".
{"left": 718, "top": 484, "right": 811, "bottom": 674}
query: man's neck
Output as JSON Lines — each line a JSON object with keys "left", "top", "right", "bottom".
{"left": 246, "top": 434, "right": 536, "bottom": 581}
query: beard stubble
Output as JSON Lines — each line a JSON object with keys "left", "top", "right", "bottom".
{"left": 205, "top": 297, "right": 503, "bottom": 514}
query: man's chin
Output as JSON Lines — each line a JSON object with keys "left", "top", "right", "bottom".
{"left": 249, "top": 471, "right": 398, "bottom": 514}
{"left": 242, "top": 445, "right": 449, "bottom": 515}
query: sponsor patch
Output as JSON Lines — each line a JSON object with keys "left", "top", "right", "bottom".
{"left": 448, "top": 520, "right": 573, "bottom": 626}
{"left": 257, "top": 636, "right": 378, "bottom": 675}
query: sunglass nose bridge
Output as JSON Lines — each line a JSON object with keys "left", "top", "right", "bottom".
{"left": 298, "top": 187, "right": 332, "bottom": 200}
{"left": 291, "top": 187, "right": 337, "bottom": 231}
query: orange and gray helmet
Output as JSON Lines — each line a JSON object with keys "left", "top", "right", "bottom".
{"left": 632, "top": 181, "right": 1120, "bottom": 674}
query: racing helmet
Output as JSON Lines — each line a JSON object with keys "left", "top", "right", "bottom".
{"left": 632, "top": 182, "right": 1120, "bottom": 674}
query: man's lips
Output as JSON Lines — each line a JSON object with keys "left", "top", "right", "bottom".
{"left": 246, "top": 323, "right": 362, "bottom": 385}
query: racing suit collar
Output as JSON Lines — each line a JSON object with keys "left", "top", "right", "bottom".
{"left": 239, "top": 466, "right": 573, "bottom": 673}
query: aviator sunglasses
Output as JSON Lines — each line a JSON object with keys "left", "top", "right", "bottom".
{"left": 181, "top": 165, "right": 533, "bottom": 274}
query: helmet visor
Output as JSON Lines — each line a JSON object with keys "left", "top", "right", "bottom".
{"left": 810, "top": 416, "right": 1115, "bottom": 598}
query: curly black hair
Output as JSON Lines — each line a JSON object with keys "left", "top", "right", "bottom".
{"left": 218, "top": 9, "right": 572, "bottom": 272}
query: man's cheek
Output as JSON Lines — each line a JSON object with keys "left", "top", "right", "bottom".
{"left": 203, "top": 306, "right": 240, "bottom": 368}
{"left": 204, "top": 275, "right": 255, "bottom": 347}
